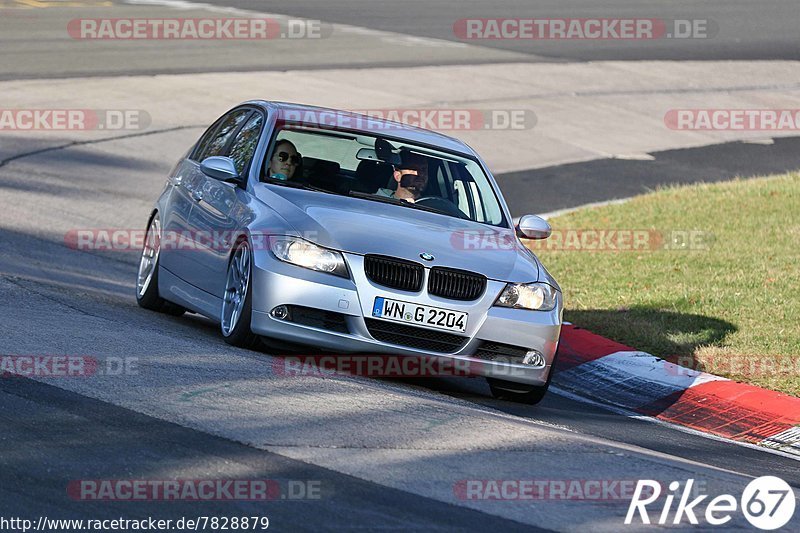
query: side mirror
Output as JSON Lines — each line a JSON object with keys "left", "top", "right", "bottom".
{"left": 200, "top": 156, "right": 239, "bottom": 182}
{"left": 516, "top": 214, "right": 551, "bottom": 240}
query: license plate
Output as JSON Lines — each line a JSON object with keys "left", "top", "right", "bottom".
{"left": 371, "top": 297, "right": 468, "bottom": 333}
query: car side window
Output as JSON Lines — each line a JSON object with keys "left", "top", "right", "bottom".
{"left": 191, "top": 123, "right": 219, "bottom": 162}
{"left": 228, "top": 112, "right": 264, "bottom": 176}
{"left": 193, "top": 109, "right": 251, "bottom": 162}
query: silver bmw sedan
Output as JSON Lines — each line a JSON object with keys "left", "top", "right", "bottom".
{"left": 136, "top": 101, "right": 562, "bottom": 404}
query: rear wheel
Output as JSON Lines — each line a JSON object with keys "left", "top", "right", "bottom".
{"left": 221, "top": 239, "right": 260, "bottom": 349}
{"left": 136, "top": 215, "right": 185, "bottom": 316}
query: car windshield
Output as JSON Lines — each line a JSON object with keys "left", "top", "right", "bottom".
{"left": 261, "top": 126, "right": 507, "bottom": 226}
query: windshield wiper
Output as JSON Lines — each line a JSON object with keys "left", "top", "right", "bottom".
{"left": 348, "top": 191, "right": 445, "bottom": 216}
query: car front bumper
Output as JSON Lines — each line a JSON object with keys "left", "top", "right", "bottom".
{"left": 250, "top": 251, "right": 562, "bottom": 386}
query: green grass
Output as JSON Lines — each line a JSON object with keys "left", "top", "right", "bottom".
{"left": 529, "top": 173, "right": 800, "bottom": 396}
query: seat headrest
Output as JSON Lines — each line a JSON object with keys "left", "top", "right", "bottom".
{"left": 355, "top": 160, "right": 395, "bottom": 193}
{"left": 303, "top": 157, "right": 340, "bottom": 177}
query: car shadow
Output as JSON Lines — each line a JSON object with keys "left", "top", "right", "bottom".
{"left": 559, "top": 307, "right": 738, "bottom": 365}
{"left": 551, "top": 308, "right": 740, "bottom": 421}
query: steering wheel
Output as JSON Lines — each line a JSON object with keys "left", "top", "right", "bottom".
{"left": 414, "top": 196, "right": 469, "bottom": 219}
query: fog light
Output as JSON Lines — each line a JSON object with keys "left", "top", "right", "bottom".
{"left": 522, "top": 350, "right": 545, "bottom": 367}
{"left": 271, "top": 305, "right": 290, "bottom": 320}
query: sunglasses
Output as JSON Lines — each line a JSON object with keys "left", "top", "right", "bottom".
{"left": 275, "top": 151, "right": 302, "bottom": 165}
{"left": 397, "top": 168, "right": 427, "bottom": 178}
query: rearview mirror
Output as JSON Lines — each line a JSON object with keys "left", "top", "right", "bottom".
{"left": 200, "top": 156, "right": 239, "bottom": 182}
{"left": 355, "top": 148, "right": 379, "bottom": 161}
{"left": 516, "top": 214, "right": 551, "bottom": 240}
{"left": 374, "top": 138, "right": 401, "bottom": 165}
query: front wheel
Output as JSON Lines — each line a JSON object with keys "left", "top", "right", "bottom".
{"left": 136, "top": 215, "right": 185, "bottom": 316}
{"left": 487, "top": 377, "right": 550, "bottom": 405}
{"left": 220, "top": 239, "right": 260, "bottom": 349}
{"left": 487, "top": 353, "right": 558, "bottom": 405}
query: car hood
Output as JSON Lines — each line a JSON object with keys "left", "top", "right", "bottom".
{"left": 256, "top": 186, "right": 540, "bottom": 282}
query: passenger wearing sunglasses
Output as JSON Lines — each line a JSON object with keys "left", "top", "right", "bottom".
{"left": 267, "top": 140, "right": 302, "bottom": 181}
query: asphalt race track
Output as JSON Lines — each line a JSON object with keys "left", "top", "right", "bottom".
{"left": 212, "top": 0, "right": 800, "bottom": 62}
{"left": 1, "top": 0, "right": 799, "bottom": 531}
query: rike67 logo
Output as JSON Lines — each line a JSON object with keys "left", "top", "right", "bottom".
{"left": 626, "top": 476, "right": 796, "bottom": 530}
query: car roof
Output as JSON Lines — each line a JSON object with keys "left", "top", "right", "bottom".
{"left": 243, "top": 100, "right": 477, "bottom": 157}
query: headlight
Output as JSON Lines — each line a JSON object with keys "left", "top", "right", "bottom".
{"left": 270, "top": 237, "right": 349, "bottom": 278}
{"left": 494, "top": 282, "right": 558, "bottom": 311}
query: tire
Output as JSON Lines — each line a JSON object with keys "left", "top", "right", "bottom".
{"left": 487, "top": 351, "right": 557, "bottom": 405}
{"left": 487, "top": 377, "right": 550, "bottom": 405}
{"left": 220, "top": 238, "right": 260, "bottom": 349}
{"left": 136, "top": 215, "right": 185, "bottom": 316}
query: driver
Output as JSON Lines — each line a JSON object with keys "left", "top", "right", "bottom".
{"left": 375, "top": 151, "right": 429, "bottom": 202}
